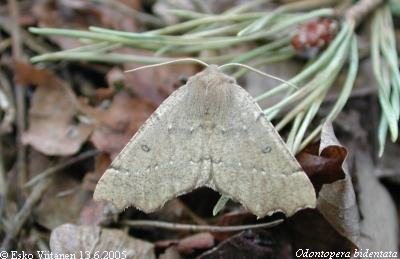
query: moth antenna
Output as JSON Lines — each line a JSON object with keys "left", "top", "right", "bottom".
{"left": 125, "top": 58, "right": 210, "bottom": 73}
{"left": 220, "top": 63, "right": 298, "bottom": 89}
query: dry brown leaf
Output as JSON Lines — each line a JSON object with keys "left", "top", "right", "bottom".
{"left": 291, "top": 120, "right": 359, "bottom": 253}
{"left": 355, "top": 149, "right": 398, "bottom": 252}
{"left": 296, "top": 140, "right": 346, "bottom": 194}
{"left": 16, "top": 62, "right": 93, "bottom": 156}
{"left": 34, "top": 183, "right": 87, "bottom": 230}
{"left": 90, "top": 90, "right": 156, "bottom": 159}
{"left": 34, "top": 170, "right": 91, "bottom": 230}
{"left": 50, "top": 224, "right": 155, "bottom": 259}
{"left": 317, "top": 120, "right": 360, "bottom": 247}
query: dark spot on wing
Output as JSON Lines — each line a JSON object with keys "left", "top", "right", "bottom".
{"left": 142, "top": 145, "right": 151, "bottom": 152}
{"left": 262, "top": 146, "right": 272, "bottom": 153}
{"left": 153, "top": 112, "right": 160, "bottom": 120}
{"left": 257, "top": 112, "right": 264, "bottom": 121}
{"left": 113, "top": 175, "right": 124, "bottom": 187}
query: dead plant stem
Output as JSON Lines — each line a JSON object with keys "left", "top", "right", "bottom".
{"left": 123, "top": 219, "right": 283, "bottom": 232}
{"left": 8, "top": 0, "right": 27, "bottom": 195}
{"left": 344, "top": 0, "right": 384, "bottom": 24}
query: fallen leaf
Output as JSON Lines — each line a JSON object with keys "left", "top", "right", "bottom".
{"left": 317, "top": 120, "right": 360, "bottom": 247}
{"left": 297, "top": 140, "right": 346, "bottom": 194}
{"left": 16, "top": 62, "right": 93, "bottom": 156}
{"left": 34, "top": 171, "right": 91, "bottom": 230}
{"left": 50, "top": 224, "right": 155, "bottom": 259}
{"left": 292, "top": 120, "right": 359, "bottom": 252}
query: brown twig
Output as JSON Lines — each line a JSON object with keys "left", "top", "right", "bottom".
{"left": 344, "top": 0, "right": 384, "bottom": 24}
{"left": 8, "top": 0, "right": 27, "bottom": 195}
{"left": 122, "top": 219, "right": 283, "bottom": 232}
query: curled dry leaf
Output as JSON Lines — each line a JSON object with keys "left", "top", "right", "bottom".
{"left": 355, "top": 149, "right": 397, "bottom": 252}
{"left": 317, "top": 120, "right": 360, "bottom": 247}
{"left": 50, "top": 224, "right": 155, "bottom": 259}
{"left": 296, "top": 134, "right": 346, "bottom": 194}
{"left": 292, "top": 120, "right": 359, "bottom": 252}
{"left": 15, "top": 62, "right": 93, "bottom": 156}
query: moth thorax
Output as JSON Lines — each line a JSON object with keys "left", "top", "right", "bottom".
{"left": 187, "top": 81, "right": 233, "bottom": 120}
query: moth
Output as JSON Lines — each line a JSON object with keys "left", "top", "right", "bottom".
{"left": 94, "top": 62, "right": 316, "bottom": 218}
